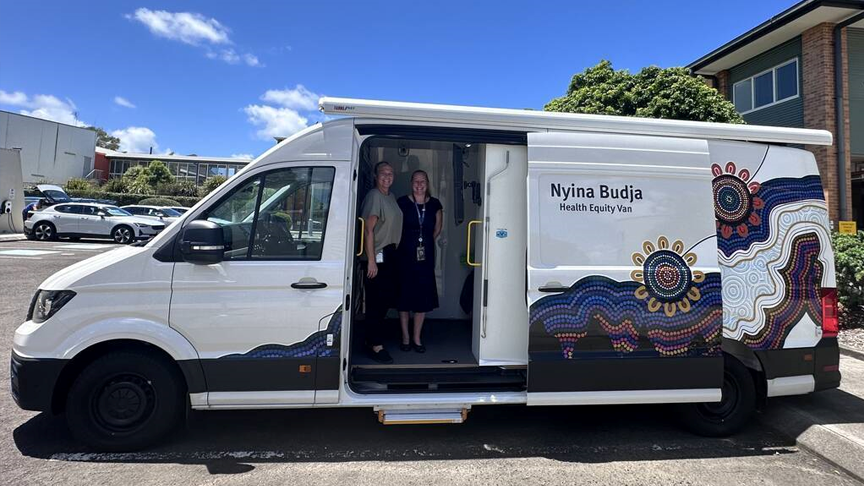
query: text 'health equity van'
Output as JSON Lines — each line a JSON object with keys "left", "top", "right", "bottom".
{"left": 12, "top": 98, "right": 841, "bottom": 450}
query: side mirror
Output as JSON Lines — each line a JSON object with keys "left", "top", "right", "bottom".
{"left": 97, "top": 211, "right": 107, "bottom": 218}
{"left": 180, "top": 220, "right": 225, "bottom": 265}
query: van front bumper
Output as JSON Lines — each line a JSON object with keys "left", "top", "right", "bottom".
{"left": 10, "top": 350, "right": 66, "bottom": 412}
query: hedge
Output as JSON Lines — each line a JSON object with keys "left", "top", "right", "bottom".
{"left": 26, "top": 189, "right": 201, "bottom": 208}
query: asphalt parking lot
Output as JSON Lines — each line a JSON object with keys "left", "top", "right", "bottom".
{"left": 0, "top": 238, "right": 861, "bottom": 485}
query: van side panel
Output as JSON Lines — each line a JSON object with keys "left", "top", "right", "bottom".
{"left": 526, "top": 132, "right": 724, "bottom": 401}
{"left": 708, "top": 141, "right": 838, "bottom": 389}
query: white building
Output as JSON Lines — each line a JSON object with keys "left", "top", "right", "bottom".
{"left": 0, "top": 110, "right": 97, "bottom": 185}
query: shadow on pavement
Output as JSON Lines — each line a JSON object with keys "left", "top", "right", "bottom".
{"left": 763, "top": 387, "right": 864, "bottom": 436}
{"left": 15, "top": 403, "right": 800, "bottom": 468}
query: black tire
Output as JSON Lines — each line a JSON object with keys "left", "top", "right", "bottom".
{"left": 678, "top": 355, "right": 757, "bottom": 437}
{"left": 111, "top": 225, "right": 134, "bottom": 244}
{"left": 33, "top": 222, "right": 57, "bottom": 241}
{"left": 65, "top": 351, "right": 185, "bottom": 451}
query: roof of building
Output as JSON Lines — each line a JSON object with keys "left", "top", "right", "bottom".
{"left": 688, "top": 0, "right": 864, "bottom": 75}
{"left": 96, "top": 146, "right": 252, "bottom": 164}
{"left": 319, "top": 97, "right": 833, "bottom": 146}
{"left": 0, "top": 109, "right": 97, "bottom": 133}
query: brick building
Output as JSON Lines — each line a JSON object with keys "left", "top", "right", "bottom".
{"left": 688, "top": 0, "right": 864, "bottom": 229}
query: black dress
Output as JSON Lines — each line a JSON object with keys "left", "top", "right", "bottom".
{"left": 396, "top": 195, "right": 441, "bottom": 313}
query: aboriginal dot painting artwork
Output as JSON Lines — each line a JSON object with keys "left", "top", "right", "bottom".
{"left": 220, "top": 308, "right": 342, "bottom": 359}
{"left": 529, "top": 237, "right": 723, "bottom": 359}
{"left": 529, "top": 154, "right": 835, "bottom": 360}
{"left": 710, "top": 162, "right": 832, "bottom": 350}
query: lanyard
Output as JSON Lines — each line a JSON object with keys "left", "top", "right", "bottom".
{"left": 413, "top": 196, "right": 426, "bottom": 243}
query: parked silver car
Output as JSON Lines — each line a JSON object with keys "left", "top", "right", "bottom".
{"left": 120, "top": 205, "right": 182, "bottom": 224}
{"left": 24, "top": 203, "right": 165, "bottom": 244}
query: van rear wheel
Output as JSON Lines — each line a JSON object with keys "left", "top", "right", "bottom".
{"left": 678, "top": 355, "right": 756, "bottom": 437}
{"left": 65, "top": 351, "right": 185, "bottom": 451}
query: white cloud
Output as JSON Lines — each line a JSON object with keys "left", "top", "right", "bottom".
{"left": 111, "top": 126, "right": 159, "bottom": 153}
{"left": 243, "top": 53, "right": 261, "bottom": 67}
{"left": 126, "top": 8, "right": 230, "bottom": 46}
{"left": 243, "top": 85, "right": 322, "bottom": 140}
{"left": 0, "top": 90, "right": 28, "bottom": 105}
{"left": 127, "top": 8, "right": 262, "bottom": 67}
{"left": 244, "top": 104, "right": 309, "bottom": 141}
{"left": 231, "top": 153, "right": 254, "bottom": 160}
{"left": 260, "top": 85, "right": 318, "bottom": 111}
{"left": 0, "top": 89, "right": 84, "bottom": 126}
{"left": 114, "top": 96, "right": 136, "bottom": 109}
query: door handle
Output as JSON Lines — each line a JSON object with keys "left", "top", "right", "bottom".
{"left": 538, "top": 285, "right": 569, "bottom": 293}
{"left": 291, "top": 280, "right": 328, "bottom": 290}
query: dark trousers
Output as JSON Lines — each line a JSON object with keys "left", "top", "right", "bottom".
{"left": 364, "top": 244, "right": 398, "bottom": 347}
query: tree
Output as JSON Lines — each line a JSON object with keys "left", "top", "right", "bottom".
{"left": 146, "top": 160, "right": 175, "bottom": 187}
{"left": 545, "top": 60, "right": 744, "bottom": 124}
{"left": 86, "top": 126, "right": 121, "bottom": 151}
{"left": 200, "top": 176, "right": 227, "bottom": 196}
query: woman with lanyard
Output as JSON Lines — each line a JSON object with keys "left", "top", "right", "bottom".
{"left": 396, "top": 170, "right": 443, "bottom": 353}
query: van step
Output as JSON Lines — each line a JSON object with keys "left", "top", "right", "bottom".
{"left": 351, "top": 366, "right": 526, "bottom": 393}
{"left": 377, "top": 408, "right": 469, "bottom": 425}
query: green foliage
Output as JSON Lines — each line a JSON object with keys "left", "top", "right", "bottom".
{"left": 60, "top": 188, "right": 201, "bottom": 208}
{"left": 102, "top": 177, "right": 129, "bottom": 193}
{"left": 156, "top": 180, "right": 198, "bottom": 197}
{"left": 86, "top": 126, "right": 120, "bottom": 151}
{"left": 833, "top": 231, "right": 864, "bottom": 328}
{"left": 146, "top": 160, "right": 175, "bottom": 187}
{"left": 200, "top": 176, "right": 228, "bottom": 196}
{"left": 545, "top": 60, "right": 745, "bottom": 124}
{"left": 139, "top": 197, "right": 182, "bottom": 207}
{"left": 64, "top": 178, "right": 94, "bottom": 191}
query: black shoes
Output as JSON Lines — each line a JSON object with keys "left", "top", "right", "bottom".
{"left": 400, "top": 343, "right": 412, "bottom": 352}
{"left": 368, "top": 347, "right": 394, "bottom": 364}
{"left": 413, "top": 343, "right": 426, "bottom": 353}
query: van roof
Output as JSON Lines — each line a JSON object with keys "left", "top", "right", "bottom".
{"left": 319, "top": 97, "right": 833, "bottom": 147}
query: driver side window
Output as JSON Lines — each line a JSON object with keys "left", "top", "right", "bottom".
{"left": 202, "top": 166, "right": 335, "bottom": 260}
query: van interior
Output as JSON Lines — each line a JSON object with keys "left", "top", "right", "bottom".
{"left": 348, "top": 132, "right": 530, "bottom": 394}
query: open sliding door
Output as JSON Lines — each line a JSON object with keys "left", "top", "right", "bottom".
{"left": 526, "top": 131, "right": 724, "bottom": 406}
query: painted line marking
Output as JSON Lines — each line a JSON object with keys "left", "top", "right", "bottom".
{"left": 54, "top": 244, "right": 110, "bottom": 250}
{"left": 60, "top": 252, "right": 76, "bottom": 256}
{"left": 0, "top": 255, "right": 42, "bottom": 260}
{"left": 0, "top": 249, "right": 59, "bottom": 256}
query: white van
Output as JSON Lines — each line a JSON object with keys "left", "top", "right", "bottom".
{"left": 12, "top": 98, "right": 841, "bottom": 451}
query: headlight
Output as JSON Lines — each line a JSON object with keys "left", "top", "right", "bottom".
{"left": 29, "top": 290, "right": 76, "bottom": 324}
{"left": 135, "top": 223, "right": 150, "bottom": 228}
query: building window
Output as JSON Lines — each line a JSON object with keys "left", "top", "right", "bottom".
{"left": 732, "top": 58, "right": 799, "bottom": 114}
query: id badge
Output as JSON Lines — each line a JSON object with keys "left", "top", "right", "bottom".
{"left": 375, "top": 250, "right": 384, "bottom": 263}
{"left": 416, "top": 245, "right": 426, "bottom": 262}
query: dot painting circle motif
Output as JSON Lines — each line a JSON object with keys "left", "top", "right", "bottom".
{"left": 713, "top": 174, "right": 752, "bottom": 225}
{"left": 643, "top": 250, "right": 692, "bottom": 303}
{"left": 631, "top": 236, "right": 706, "bottom": 318}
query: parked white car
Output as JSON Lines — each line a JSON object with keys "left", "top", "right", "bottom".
{"left": 24, "top": 203, "right": 165, "bottom": 244}
{"left": 120, "top": 205, "right": 182, "bottom": 224}
{"left": 166, "top": 206, "right": 190, "bottom": 215}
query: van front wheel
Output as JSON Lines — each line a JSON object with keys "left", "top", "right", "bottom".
{"left": 65, "top": 351, "right": 185, "bottom": 451}
{"left": 678, "top": 355, "right": 756, "bottom": 437}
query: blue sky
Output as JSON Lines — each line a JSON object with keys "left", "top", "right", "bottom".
{"left": 0, "top": 0, "right": 799, "bottom": 158}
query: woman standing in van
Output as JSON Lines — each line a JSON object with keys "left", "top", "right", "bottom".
{"left": 396, "top": 170, "right": 443, "bottom": 353}
{"left": 361, "top": 161, "right": 403, "bottom": 364}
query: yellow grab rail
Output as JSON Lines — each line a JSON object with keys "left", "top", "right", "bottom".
{"left": 467, "top": 220, "right": 482, "bottom": 267}
{"left": 356, "top": 217, "right": 365, "bottom": 256}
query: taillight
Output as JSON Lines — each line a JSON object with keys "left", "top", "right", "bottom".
{"left": 820, "top": 288, "right": 838, "bottom": 338}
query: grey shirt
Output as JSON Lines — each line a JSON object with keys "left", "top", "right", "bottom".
{"left": 361, "top": 188, "right": 403, "bottom": 258}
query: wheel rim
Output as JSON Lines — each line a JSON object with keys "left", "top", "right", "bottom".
{"left": 114, "top": 227, "right": 132, "bottom": 244}
{"left": 696, "top": 370, "right": 741, "bottom": 422}
{"left": 35, "top": 224, "right": 52, "bottom": 240}
{"left": 91, "top": 373, "right": 157, "bottom": 434}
